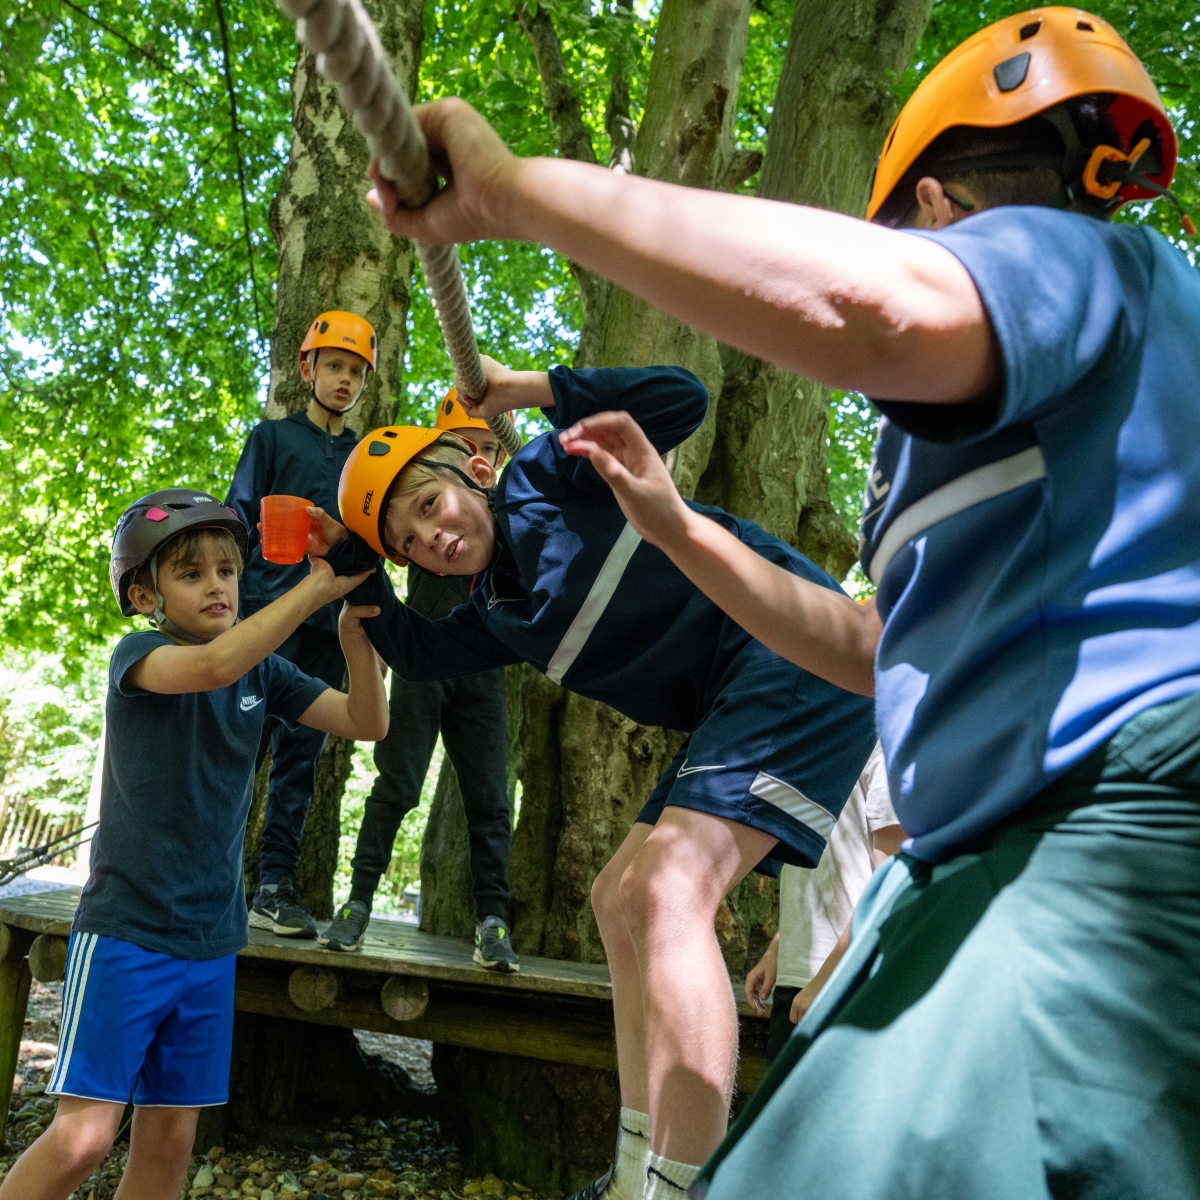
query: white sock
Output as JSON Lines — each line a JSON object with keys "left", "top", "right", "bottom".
{"left": 643, "top": 1151, "right": 700, "bottom": 1200}
{"left": 608, "top": 1107, "right": 650, "bottom": 1200}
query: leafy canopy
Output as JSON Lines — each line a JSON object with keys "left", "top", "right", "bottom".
{"left": 2, "top": 0, "right": 1198, "bottom": 657}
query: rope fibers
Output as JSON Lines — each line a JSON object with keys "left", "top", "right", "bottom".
{"left": 277, "top": 0, "right": 523, "bottom": 457}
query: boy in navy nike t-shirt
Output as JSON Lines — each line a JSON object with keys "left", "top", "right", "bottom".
{"left": 313, "top": 359, "right": 877, "bottom": 1193}
{"left": 0, "top": 491, "right": 386, "bottom": 1200}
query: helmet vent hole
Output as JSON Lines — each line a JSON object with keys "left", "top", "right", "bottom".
{"left": 382, "top": 430, "right": 398, "bottom": 438}
{"left": 1076, "top": 20, "right": 1094, "bottom": 31}
{"left": 1019, "top": 20, "right": 1041, "bottom": 39}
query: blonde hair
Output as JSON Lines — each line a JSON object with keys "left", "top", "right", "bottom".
{"left": 393, "top": 434, "right": 476, "bottom": 495}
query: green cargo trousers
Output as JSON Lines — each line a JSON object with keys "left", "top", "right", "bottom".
{"left": 697, "top": 692, "right": 1200, "bottom": 1200}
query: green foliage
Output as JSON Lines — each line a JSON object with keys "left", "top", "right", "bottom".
{"left": 334, "top": 738, "right": 443, "bottom": 914}
{"left": 0, "top": 645, "right": 107, "bottom": 819}
{"left": 2, "top": 0, "right": 1199, "bottom": 657}
{"left": 0, "top": 0, "right": 293, "bottom": 658}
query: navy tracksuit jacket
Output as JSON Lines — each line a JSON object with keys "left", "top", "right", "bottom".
{"left": 332, "top": 367, "right": 877, "bottom": 870}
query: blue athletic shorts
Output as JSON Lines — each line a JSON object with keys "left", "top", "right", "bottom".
{"left": 636, "top": 638, "right": 877, "bottom": 876}
{"left": 48, "top": 932, "right": 236, "bottom": 1107}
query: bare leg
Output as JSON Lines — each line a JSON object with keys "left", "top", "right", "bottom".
{"left": 591, "top": 821, "right": 654, "bottom": 1112}
{"left": 619, "top": 809, "right": 776, "bottom": 1165}
{"left": 114, "top": 1105, "right": 200, "bottom": 1200}
{"left": 0, "top": 1096, "right": 122, "bottom": 1200}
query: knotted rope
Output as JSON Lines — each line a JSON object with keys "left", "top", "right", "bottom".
{"left": 277, "top": 0, "right": 523, "bottom": 457}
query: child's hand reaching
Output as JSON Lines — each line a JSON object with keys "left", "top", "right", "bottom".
{"left": 305, "top": 506, "right": 349, "bottom": 558}
{"left": 559, "top": 412, "right": 691, "bottom": 551}
{"left": 744, "top": 932, "right": 779, "bottom": 1016}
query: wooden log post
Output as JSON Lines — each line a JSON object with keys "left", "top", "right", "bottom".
{"left": 380, "top": 977, "right": 429, "bottom": 1023}
{"left": 28, "top": 935, "right": 68, "bottom": 984}
{"left": 0, "top": 925, "right": 35, "bottom": 1143}
{"left": 287, "top": 966, "right": 338, "bottom": 1013}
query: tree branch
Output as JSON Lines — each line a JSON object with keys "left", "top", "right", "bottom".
{"left": 515, "top": 3, "right": 598, "bottom": 165}
{"left": 213, "top": 0, "right": 263, "bottom": 337}
{"left": 54, "top": 0, "right": 171, "bottom": 72}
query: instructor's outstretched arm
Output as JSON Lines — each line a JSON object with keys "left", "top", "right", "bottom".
{"left": 560, "top": 411, "right": 879, "bottom": 696}
{"left": 366, "top": 100, "right": 997, "bottom": 407}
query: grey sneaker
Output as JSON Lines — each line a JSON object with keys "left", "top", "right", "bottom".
{"left": 249, "top": 876, "right": 318, "bottom": 938}
{"left": 474, "top": 916, "right": 519, "bottom": 972}
{"left": 319, "top": 900, "right": 370, "bottom": 952}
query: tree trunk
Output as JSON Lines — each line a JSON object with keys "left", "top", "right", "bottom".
{"left": 234, "top": 0, "right": 427, "bottom": 1142}
{"left": 698, "top": 0, "right": 933, "bottom": 574}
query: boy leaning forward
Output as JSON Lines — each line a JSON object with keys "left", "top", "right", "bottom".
{"left": 0, "top": 491, "right": 386, "bottom": 1200}
{"left": 311, "top": 359, "right": 877, "bottom": 1200}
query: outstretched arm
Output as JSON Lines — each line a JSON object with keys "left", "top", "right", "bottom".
{"left": 127, "top": 559, "right": 375, "bottom": 695}
{"left": 366, "top": 100, "right": 997, "bottom": 406}
{"left": 559, "top": 411, "right": 879, "bottom": 695}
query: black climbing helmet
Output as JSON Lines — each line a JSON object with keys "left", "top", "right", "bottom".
{"left": 110, "top": 489, "right": 248, "bottom": 617}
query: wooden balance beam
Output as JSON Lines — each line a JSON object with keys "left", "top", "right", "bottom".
{"left": 0, "top": 888, "right": 770, "bottom": 1141}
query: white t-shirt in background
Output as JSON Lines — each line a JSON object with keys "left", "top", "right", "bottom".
{"left": 775, "top": 742, "right": 897, "bottom": 989}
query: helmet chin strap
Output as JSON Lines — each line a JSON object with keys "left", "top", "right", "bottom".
{"left": 148, "top": 553, "right": 217, "bottom": 646}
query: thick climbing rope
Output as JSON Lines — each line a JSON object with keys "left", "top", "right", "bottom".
{"left": 277, "top": 0, "right": 523, "bottom": 458}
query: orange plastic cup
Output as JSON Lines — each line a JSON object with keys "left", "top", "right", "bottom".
{"left": 260, "top": 495, "right": 313, "bottom": 564}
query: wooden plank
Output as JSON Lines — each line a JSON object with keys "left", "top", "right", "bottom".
{"left": 0, "top": 890, "right": 770, "bottom": 1017}
{"left": 0, "top": 957, "right": 32, "bottom": 1144}
{"left": 234, "top": 967, "right": 620, "bottom": 1072}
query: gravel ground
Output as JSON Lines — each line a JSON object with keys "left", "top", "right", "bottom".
{"left": 0, "top": 981, "right": 555, "bottom": 1200}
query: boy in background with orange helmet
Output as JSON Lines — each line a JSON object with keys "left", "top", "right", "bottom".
{"left": 225, "top": 310, "right": 376, "bottom": 939}
{"left": 320, "top": 389, "right": 519, "bottom": 971}
{"left": 366, "top": 7, "right": 1200, "bottom": 1196}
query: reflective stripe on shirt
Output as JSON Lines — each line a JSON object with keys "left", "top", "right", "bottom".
{"left": 867, "top": 445, "right": 1046, "bottom": 584}
{"left": 545, "top": 522, "right": 643, "bottom": 684}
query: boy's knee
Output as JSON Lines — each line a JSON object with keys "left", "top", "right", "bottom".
{"left": 618, "top": 840, "right": 718, "bottom": 937}
{"left": 591, "top": 857, "right": 623, "bottom": 927}
{"left": 47, "top": 1114, "right": 115, "bottom": 1173}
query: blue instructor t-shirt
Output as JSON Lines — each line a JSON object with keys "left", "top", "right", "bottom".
{"left": 859, "top": 206, "right": 1200, "bottom": 861}
{"left": 74, "top": 630, "right": 329, "bottom": 959}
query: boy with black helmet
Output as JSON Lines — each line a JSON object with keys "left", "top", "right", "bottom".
{"left": 322, "top": 388, "right": 518, "bottom": 971}
{"left": 225, "top": 309, "right": 376, "bottom": 939}
{"left": 365, "top": 6, "right": 1200, "bottom": 1196}
{"left": 0, "top": 490, "right": 386, "bottom": 1200}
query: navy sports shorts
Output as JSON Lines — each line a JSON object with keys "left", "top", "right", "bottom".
{"left": 637, "top": 638, "right": 876, "bottom": 875}
{"left": 48, "top": 932, "right": 235, "bottom": 1107}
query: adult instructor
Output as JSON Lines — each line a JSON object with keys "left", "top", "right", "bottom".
{"left": 367, "top": 9, "right": 1200, "bottom": 1197}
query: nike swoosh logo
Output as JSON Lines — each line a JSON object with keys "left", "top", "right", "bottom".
{"left": 677, "top": 763, "right": 726, "bottom": 777}
{"left": 240, "top": 695, "right": 264, "bottom": 711}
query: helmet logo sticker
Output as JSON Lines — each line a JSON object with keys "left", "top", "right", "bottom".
{"left": 363, "top": 490, "right": 374, "bottom": 515}
{"left": 145, "top": 508, "right": 169, "bottom": 522}
{"left": 192, "top": 496, "right": 213, "bottom": 504}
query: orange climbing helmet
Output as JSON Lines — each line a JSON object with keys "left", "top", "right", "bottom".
{"left": 338, "top": 426, "right": 478, "bottom": 563}
{"left": 299, "top": 310, "right": 378, "bottom": 370}
{"left": 433, "top": 387, "right": 490, "bottom": 433}
{"left": 867, "top": 7, "right": 1179, "bottom": 226}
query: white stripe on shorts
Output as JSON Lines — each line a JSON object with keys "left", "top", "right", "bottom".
{"left": 51, "top": 933, "right": 98, "bottom": 1093}
{"left": 749, "top": 771, "right": 837, "bottom": 841}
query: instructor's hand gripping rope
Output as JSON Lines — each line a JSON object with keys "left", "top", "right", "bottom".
{"left": 276, "top": 0, "right": 524, "bottom": 459}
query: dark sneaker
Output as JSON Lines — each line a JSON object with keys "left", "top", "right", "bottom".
{"left": 249, "top": 877, "right": 318, "bottom": 938}
{"left": 474, "top": 916, "right": 520, "bottom": 972}
{"left": 319, "top": 900, "right": 370, "bottom": 952}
